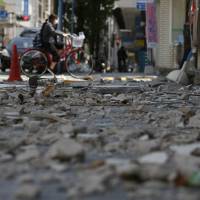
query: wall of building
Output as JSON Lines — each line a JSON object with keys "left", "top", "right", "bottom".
{"left": 0, "top": 0, "right": 55, "bottom": 43}
{"left": 15, "top": 0, "right": 54, "bottom": 28}
{"left": 156, "top": 0, "right": 186, "bottom": 70}
{"left": 156, "top": 0, "right": 172, "bottom": 69}
{"left": 37, "top": 0, "right": 54, "bottom": 26}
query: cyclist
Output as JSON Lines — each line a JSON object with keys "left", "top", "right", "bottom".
{"left": 41, "top": 14, "right": 67, "bottom": 73}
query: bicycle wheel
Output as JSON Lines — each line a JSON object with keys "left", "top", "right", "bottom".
{"left": 66, "top": 49, "right": 93, "bottom": 78}
{"left": 20, "top": 49, "right": 48, "bottom": 77}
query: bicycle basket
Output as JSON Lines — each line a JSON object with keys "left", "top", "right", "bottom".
{"left": 72, "top": 36, "right": 84, "bottom": 48}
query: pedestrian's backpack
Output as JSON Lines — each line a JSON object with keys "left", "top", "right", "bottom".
{"left": 33, "top": 21, "right": 47, "bottom": 48}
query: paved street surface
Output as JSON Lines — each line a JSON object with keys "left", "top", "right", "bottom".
{"left": 0, "top": 73, "right": 200, "bottom": 200}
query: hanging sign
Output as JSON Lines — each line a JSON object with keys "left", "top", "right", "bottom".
{"left": 136, "top": 0, "right": 147, "bottom": 11}
{"left": 0, "top": 9, "right": 8, "bottom": 20}
{"left": 146, "top": 0, "right": 158, "bottom": 48}
{"left": 23, "top": 0, "right": 29, "bottom": 16}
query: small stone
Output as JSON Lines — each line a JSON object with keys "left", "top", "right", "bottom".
{"left": 189, "top": 96, "right": 200, "bottom": 105}
{"left": 47, "top": 138, "right": 85, "bottom": 161}
{"left": 191, "top": 147, "right": 200, "bottom": 157}
{"left": 23, "top": 119, "right": 41, "bottom": 133}
{"left": 132, "top": 140, "right": 161, "bottom": 155}
{"left": 87, "top": 160, "right": 105, "bottom": 170}
{"left": 188, "top": 113, "right": 200, "bottom": 128}
{"left": 16, "top": 146, "right": 40, "bottom": 162}
{"left": 77, "top": 133, "right": 101, "bottom": 143}
{"left": 111, "top": 94, "right": 129, "bottom": 104}
{"left": 104, "top": 94, "right": 113, "bottom": 98}
{"left": 15, "top": 184, "right": 40, "bottom": 200}
{"left": 180, "top": 94, "right": 190, "bottom": 100}
{"left": 59, "top": 123, "right": 74, "bottom": 135}
{"left": 139, "top": 165, "right": 172, "bottom": 181}
{"left": 104, "top": 141, "right": 122, "bottom": 152}
{"left": 68, "top": 167, "right": 115, "bottom": 197}
{"left": 0, "top": 153, "right": 13, "bottom": 162}
{"left": 49, "top": 162, "right": 67, "bottom": 172}
{"left": 172, "top": 154, "right": 200, "bottom": 177}
{"left": 179, "top": 107, "right": 194, "bottom": 118}
{"left": 162, "top": 110, "right": 183, "bottom": 128}
{"left": 139, "top": 152, "right": 168, "bottom": 164}
{"left": 170, "top": 143, "right": 200, "bottom": 156}
{"left": 73, "top": 125, "right": 87, "bottom": 135}
{"left": 117, "top": 163, "right": 139, "bottom": 178}
{"left": 139, "top": 134, "right": 150, "bottom": 141}
{"left": 39, "top": 173, "right": 63, "bottom": 183}
{"left": 0, "top": 92, "right": 9, "bottom": 100}
{"left": 17, "top": 174, "right": 35, "bottom": 184}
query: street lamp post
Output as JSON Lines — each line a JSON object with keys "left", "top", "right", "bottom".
{"left": 57, "top": 0, "right": 64, "bottom": 74}
{"left": 58, "top": 0, "right": 63, "bottom": 31}
{"left": 71, "top": 0, "right": 75, "bottom": 33}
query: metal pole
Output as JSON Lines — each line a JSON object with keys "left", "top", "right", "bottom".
{"left": 107, "top": 17, "right": 111, "bottom": 69}
{"left": 58, "top": 0, "right": 63, "bottom": 31}
{"left": 71, "top": 0, "right": 75, "bottom": 33}
{"left": 57, "top": 0, "right": 63, "bottom": 74}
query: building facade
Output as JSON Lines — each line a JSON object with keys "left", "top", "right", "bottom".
{"left": 14, "top": 0, "right": 55, "bottom": 30}
{"left": 110, "top": 0, "right": 187, "bottom": 71}
{"left": 0, "top": 0, "right": 55, "bottom": 47}
{"left": 155, "top": 0, "right": 186, "bottom": 70}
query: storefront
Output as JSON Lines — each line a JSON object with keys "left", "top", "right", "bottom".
{"left": 111, "top": 0, "right": 148, "bottom": 72}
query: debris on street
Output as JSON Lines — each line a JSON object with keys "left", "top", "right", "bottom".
{"left": 0, "top": 76, "right": 200, "bottom": 200}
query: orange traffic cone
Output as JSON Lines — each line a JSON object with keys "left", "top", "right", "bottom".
{"left": 7, "top": 44, "right": 22, "bottom": 81}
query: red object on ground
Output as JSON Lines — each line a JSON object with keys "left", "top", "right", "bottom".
{"left": 7, "top": 44, "right": 22, "bottom": 81}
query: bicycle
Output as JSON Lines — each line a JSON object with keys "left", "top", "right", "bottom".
{"left": 19, "top": 32, "right": 94, "bottom": 79}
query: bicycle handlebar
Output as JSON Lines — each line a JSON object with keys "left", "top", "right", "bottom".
{"left": 63, "top": 33, "right": 71, "bottom": 37}
{"left": 63, "top": 33, "right": 85, "bottom": 38}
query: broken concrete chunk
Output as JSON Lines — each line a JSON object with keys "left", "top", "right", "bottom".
{"left": 47, "top": 138, "right": 85, "bottom": 162}
{"left": 188, "top": 113, "right": 200, "bottom": 128}
{"left": 138, "top": 152, "right": 168, "bottom": 164}
{"left": 15, "top": 184, "right": 41, "bottom": 200}
{"left": 170, "top": 143, "right": 200, "bottom": 156}
{"left": 16, "top": 146, "right": 40, "bottom": 162}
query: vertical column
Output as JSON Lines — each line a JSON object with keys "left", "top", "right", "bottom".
{"left": 107, "top": 17, "right": 112, "bottom": 69}
{"left": 158, "top": 0, "right": 172, "bottom": 68}
{"left": 71, "top": 0, "right": 75, "bottom": 33}
{"left": 48, "top": 0, "right": 51, "bottom": 14}
{"left": 57, "top": 0, "right": 63, "bottom": 31}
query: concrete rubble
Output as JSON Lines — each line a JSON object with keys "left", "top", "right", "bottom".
{"left": 0, "top": 76, "right": 200, "bottom": 199}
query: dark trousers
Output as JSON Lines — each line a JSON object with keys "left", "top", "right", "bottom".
{"left": 118, "top": 59, "right": 127, "bottom": 72}
{"left": 43, "top": 42, "right": 63, "bottom": 62}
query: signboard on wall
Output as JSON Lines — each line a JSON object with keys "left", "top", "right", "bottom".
{"left": 136, "top": 0, "right": 147, "bottom": 11}
{"left": 0, "top": 9, "right": 8, "bottom": 20}
{"left": 146, "top": 1, "right": 158, "bottom": 48}
{"left": 23, "top": 0, "right": 29, "bottom": 16}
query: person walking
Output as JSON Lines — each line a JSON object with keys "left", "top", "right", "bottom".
{"left": 117, "top": 46, "right": 128, "bottom": 72}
